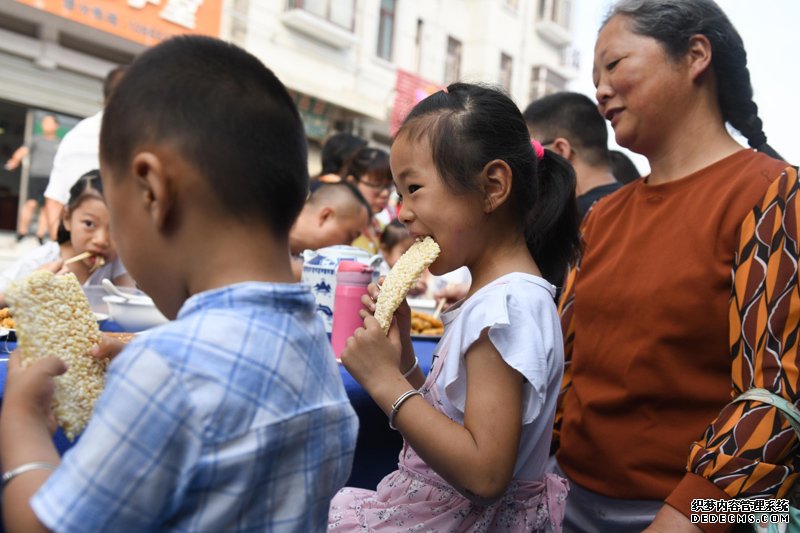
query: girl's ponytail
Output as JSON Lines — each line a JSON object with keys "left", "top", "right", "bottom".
{"left": 524, "top": 150, "right": 581, "bottom": 285}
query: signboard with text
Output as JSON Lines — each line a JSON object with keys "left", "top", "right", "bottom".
{"left": 14, "top": 0, "right": 223, "bottom": 47}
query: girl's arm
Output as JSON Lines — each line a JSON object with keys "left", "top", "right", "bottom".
{"left": 361, "top": 282, "right": 424, "bottom": 387}
{"left": 345, "top": 318, "right": 522, "bottom": 503}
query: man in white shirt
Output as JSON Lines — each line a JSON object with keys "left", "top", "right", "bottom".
{"left": 43, "top": 66, "right": 127, "bottom": 239}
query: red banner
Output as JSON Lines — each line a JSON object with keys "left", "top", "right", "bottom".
{"left": 390, "top": 69, "right": 442, "bottom": 135}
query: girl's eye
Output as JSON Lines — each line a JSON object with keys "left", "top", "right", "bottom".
{"left": 606, "top": 58, "right": 622, "bottom": 71}
{"left": 407, "top": 185, "right": 420, "bottom": 194}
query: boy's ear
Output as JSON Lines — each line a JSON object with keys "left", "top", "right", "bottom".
{"left": 317, "top": 206, "right": 334, "bottom": 227}
{"left": 131, "top": 151, "right": 174, "bottom": 230}
{"left": 550, "top": 138, "right": 574, "bottom": 161}
{"left": 480, "top": 159, "right": 513, "bottom": 213}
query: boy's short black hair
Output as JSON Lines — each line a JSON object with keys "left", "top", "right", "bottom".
{"left": 308, "top": 182, "right": 372, "bottom": 220}
{"left": 523, "top": 91, "right": 609, "bottom": 167}
{"left": 100, "top": 36, "right": 308, "bottom": 236}
{"left": 102, "top": 65, "right": 128, "bottom": 101}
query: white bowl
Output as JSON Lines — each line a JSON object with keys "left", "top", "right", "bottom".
{"left": 407, "top": 298, "right": 437, "bottom": 315}
{"left": 102, "top": 295, "right": 169, "bottom": 332}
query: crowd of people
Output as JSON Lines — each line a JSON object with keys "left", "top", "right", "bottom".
{"left": 0, "top": 0, "right": 797, "bottom": 531}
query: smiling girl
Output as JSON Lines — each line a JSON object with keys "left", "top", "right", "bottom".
{"left": 0, "top": 170, "right": 134, "bottom": 306}
{"left": 328, "top": 83, "right": 581, "bottom": 532}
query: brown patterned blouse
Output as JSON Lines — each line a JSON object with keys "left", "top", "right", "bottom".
{"left": 553, "top": 150, "right": 799, "bottom": 524}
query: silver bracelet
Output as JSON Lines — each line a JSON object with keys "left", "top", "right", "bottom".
{"left": 401, "top": 357, "right": 419, "bottom": 379}
{"left": 2, "top": 461, "right": 58, "bottom": 489}
{"left": 388, "top": 389, "right": 422, "bottom": 430}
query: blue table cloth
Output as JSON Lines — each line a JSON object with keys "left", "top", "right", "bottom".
{"left": 0, "top": 324, "right": 439, "bottom": 490}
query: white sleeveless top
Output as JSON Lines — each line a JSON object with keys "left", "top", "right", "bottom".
{"left": 433, "top": 272, "right": 564, "bottom": 480}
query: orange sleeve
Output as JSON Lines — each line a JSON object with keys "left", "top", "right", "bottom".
{"left": 666, "top": 167, "right": 800, "bottom": 521}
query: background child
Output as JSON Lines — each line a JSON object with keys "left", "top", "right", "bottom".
{"left": 288, "top": 182, "right": 372, "bottom": 280}
{"left": 378, "top": 219, "right": 414, "bottom": 269}
{"left": 345, "top": 147, "right": 394, "bottom": 254}
{"left": 0, "top": 35, "right": 358, "bottom": 532}
{"left": 0, "top": 170, "right": 133, "bottom": 306}
{"left": 329, "top": 83, "right": 581, "bottom": 531}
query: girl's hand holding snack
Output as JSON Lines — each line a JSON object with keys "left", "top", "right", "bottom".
{"left": 359, "top": 279, "right": 412, "bottom": 339}
{"left": 359, "top": 279, "right": 417, "bottom": 374}
{"left": 339, "top": 314, "right": 404, "bottom": 394}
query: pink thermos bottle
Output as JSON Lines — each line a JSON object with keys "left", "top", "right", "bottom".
{"left": 331, "top": 260, "right": 374, "bottom": 358}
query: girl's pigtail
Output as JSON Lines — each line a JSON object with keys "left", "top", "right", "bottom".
{"left": 525, "top": 150, "right": 581, "bottom": 285}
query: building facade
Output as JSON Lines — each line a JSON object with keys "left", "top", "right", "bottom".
{"left": 226, "top": 0, "right": 578, "bottom": 170}
{"left": 0, "top": 0, "right": 577, "bottom": 229}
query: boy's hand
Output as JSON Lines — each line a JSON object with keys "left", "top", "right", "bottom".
{"left": 4, "top": 349, "right": 67, "bottom": 434}
{"left": 340, "top": 315, "right": 403, "bottom": 393}
{"left": 90, "top": 333, "right": 130, "bottom": 361}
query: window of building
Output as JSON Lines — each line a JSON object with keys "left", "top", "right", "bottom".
{"left": 529, "top": 66, "right": 567, "bottom": 102}
{"left": 288, "top": 0, "right": 355, "bottom": 31}
{"left": 376, "top": 0, "right": 396, "bottom": 60}
{"left": 537, "top": 0, "right": 571, "bottom": 29}
{"left": 499, "top": 53, "right": 513, "bottom": 93}
{"left": 445, "top": 36, "right": 462, "bottom": 84}
{"left": 414, "top": 18, "right": 424, "bottom": 72}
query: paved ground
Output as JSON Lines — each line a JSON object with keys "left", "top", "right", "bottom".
{"left": 0, "top": 230, "right": 42, "bottom": 271}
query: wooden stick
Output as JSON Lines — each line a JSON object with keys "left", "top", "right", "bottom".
{"left": 432, "top": 297, "right": 447, "bottom": 320}
{"left": 63, "top": 251, "right": 93, "bottom": 265}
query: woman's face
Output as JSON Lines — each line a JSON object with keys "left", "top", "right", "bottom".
{"left": 354, "top": 173, "right": 392, "bottom": 214}
{"left": 593, "top": 15, "right": 691, "bottom": 155}
{"left": 63, "top": 197, "right": 116, "bottom": 269}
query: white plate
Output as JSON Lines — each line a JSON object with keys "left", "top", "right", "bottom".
{"left": 94, "top": 312, "right": 110, "bottom": 323}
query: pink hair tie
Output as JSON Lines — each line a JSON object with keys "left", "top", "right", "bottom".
{"left": 531, "top": 139, "right": 545, "bottom": 160}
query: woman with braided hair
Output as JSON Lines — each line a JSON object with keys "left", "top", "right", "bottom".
{"left": 551, "top": 0, "right": 799, "bottom": 531}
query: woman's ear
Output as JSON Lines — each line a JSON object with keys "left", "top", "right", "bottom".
{"left": 481, "top": 159, "right": 513, "bottom": 213}
{"left": 131, "top": 152, "right": 174, "bottom": 231}
{"left": 687, "top": 34, "right": 713, "bottom": 81}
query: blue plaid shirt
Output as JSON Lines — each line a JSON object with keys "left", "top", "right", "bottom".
{"left": 31, "top": 282, "right": 358, "bottom": 532}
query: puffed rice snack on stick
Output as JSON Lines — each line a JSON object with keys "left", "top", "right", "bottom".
{"left": 374, "top": 236, "right": 440, "bottom": 333}
{"left": 6, "top": 271, "right": 104, "bottom": 440}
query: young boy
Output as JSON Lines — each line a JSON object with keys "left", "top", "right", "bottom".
{"left": 0, "top": 36, "right": 359, "bottom": 532}
{"left": 289, "top": 182, "right": 371, "bottom": 280}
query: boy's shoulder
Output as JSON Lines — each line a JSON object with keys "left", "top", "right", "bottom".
{"left": 107, "top": 284, "right": 345, "bottom": 439}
